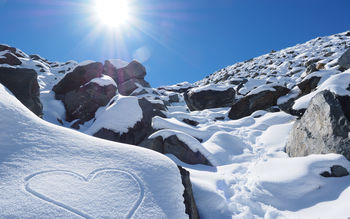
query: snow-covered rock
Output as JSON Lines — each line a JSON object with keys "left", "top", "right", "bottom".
{"left": 184, "top": 84, "right": 235, "bottom": 111}
{"left": 286, "top": 90, "right": 350, "bottom": 160}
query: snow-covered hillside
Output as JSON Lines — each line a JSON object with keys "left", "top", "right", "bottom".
{"left": 1, "top": 30, "right": 350, "bottom": 219}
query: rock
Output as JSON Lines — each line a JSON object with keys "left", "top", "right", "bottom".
{"left": 0, "top": 52, "right": 22, "bottom": 65}
{"left": 228, "top": 86, "right": 290, "bottom": 120}
{"left": 182, "top": 119, "right": 199, "bottom": 126}
{"left": 53, "top": 62, "right": 103, "bottom": 96}
{"left": 118, "top": 78, "right": 151, "bottom": 96}
{"left": 169, "top": 93, "right": 180, "bottom": 103}
{"left": 0, "top": 44, "right": 25, "bottom": 58}
{"left": 316, "top": 63, "right": 325, "bottom": 70}
{"left": 297, "top": 76, "right": 321, "bottom": 95}
{"left": 305, "top": 58, "right": 321, "bottom": 67}
{"left": 178, "top": 166, "right": 199, "bottom": 219}
{"left": 149, "top": 135, "right": 212, "bottom": 166}
{"left": 104, "top": 60, "right": 150, "bottom": 96}
{"left": 320, "top": 165, "right": 349, "bottom": 177}
{"left": 0, "top": 67, "right": 42, "bottom": 116}
{"left": 94, "top": 98, "right": 166, "bottom": 145}
{"left": 331, "top": 165, "right": 349, "bottom": 177}
{"left": 305, "top": 63, "right": 317, "bottom": 74}
{"left": 286, "top": 90, "right": 350, "bottom": 160}
{"left": 64, "top": 82, "right": 117, "bottom": 122}
{"left": 184, "top": 86, "right": 235, "bottom": 111}
{"left": 339, "top": 48, "right": 350, "bottom": 70}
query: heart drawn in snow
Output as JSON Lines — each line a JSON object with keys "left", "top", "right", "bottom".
{"left": 25, "top": 168, "right": 144, "bottom": 218}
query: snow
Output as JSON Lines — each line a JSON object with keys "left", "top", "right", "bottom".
{"left": 86, "top": 75, "right": 117, "bottom": 87}
{"left": 0, "top": 84, "right": 187, "bottom": 218}
{"left": 78, "top": 60, "right": 95, "bottom": 66}
{"left": 246, "top": 84, "right": 277, "bottom": 96}
{"left": 108, "top": 59, "right": 129, "bottom": 69}
{"left": 293, "top": 71, "right": 350, "bottom": 110}
{"left": 188, "top": 84, "right": 233, "bottom": 94}
{"left": 85, "top": 96, "right": 143, "bottom": 135}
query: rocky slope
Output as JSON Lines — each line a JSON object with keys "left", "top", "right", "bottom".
{"left": 1, "top": 30, "right": 350, "bottom": 218}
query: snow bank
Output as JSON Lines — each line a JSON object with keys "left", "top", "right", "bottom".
{"left": 85, "top": 96, "right": 143, "bottom": 135}
{"left": 0, "top": 84, "right": 187, "bottom": 218}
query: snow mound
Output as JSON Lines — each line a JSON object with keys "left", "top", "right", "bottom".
{"left": 0, "top": 84, "right": 186, "bottom": 218}
{"left": 87, "top": 75, "right": 117, "bottom": 87}
{"left": 85, "top": 96, "right": 143, "bottom": 135}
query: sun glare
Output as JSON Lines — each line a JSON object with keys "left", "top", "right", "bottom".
{"left": 95, "top": 0, "right": 130, "bottom": 28}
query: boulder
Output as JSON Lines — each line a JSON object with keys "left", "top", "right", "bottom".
{"left": 184, "top": 86, "right": 235, "bottom": 111}
{"left": 104, "top": 60, "right": 150, "bottom": 96}
{"left": 52, "top": 62, "right": 103, "bottom": 96}
{"left": 0, "top": 67, "right": 42, "bottom": 116}
{"left": 93, "top": 98, "right": 166, "bottom": 145}
{"left": 64, "top": 82, "right": 117, "bottom": 122}
{"left": 228, "top": 86, "right": 290, "bottom": 120}
{"left": 339, "top": 48, "right": 350, "bottom": 70}
{"left": 286, "top": 90, "right": 350, "bottom": 160}
{"left": 297, "top": 76, "right": 321, "bottom": 95}
{"left": 149, "top": 135, "right": 212, "bottom": 166}
{"left": 178, "top": 166, "right": 199, "bottom": 219}
{"left": 118, "top": 78, "right": 151, "bottom": 96}
{"left": 0, "top": 52, "right": 22, "bottom": 65}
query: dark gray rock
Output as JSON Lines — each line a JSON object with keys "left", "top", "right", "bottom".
{"left": 305, "top": 63, "right": 317, "bottom": 75}
{"left": 321, "top": 165, "right": 349, "bottom": 177}
{"left": 182, "top": 119, "right": 199, "bottom": 126}
{"left": 53, "top": 62, "right": 103, "bottom": 96}
{"left": 118, "top": 78, "right": 151, "bottom": 96}
{"left": 64, "top": 83, "right": 117, "bottom": 122}
{"left": 297, "top": 76, "right": 321, "bottom": 95}
{"left": 178, "top": 166, "right": 199, "bottom": 219}
{"left": 286, "top": 90, "right": 350, "bottom": 160}
{"left": 184, "top": 87, "right": 235, "bottom": 111}
{"left": 93, "top": 98, "right": 166, "bottom": 145}
{"left": 0, "top": 67, "right": 42, "bottom": 116}
{"left": 104, "top": 60, "right": 151, "bottom": 96}
{"left": 228, "top": 86, "right": 290, "bottom": 120}
{"left": 339, "top": 48, "right": 350, "bottom": 70}
{"left": 0, "top": 52, "right": 22, "bottom": 65}
{"left": 169, "top": 93, "right": 180, "bottom": 103}
{"left": 149, "top": 135, "right": 212, "bottom": 166}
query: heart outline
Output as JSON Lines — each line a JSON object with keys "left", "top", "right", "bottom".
{"left": 24, "top": 168, "right": 145, "bottom": 219}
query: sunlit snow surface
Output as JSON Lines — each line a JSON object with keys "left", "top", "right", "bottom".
{"left": 0, "top": 84, "right": 187, "bottom": 218}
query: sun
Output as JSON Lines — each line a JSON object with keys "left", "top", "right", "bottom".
{"left": 95, "top": 0, "right": 131, "bottom": 28}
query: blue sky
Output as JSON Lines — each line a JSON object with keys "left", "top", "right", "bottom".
{"left": 0, "top": 0, "right": 349, "bottom": 87}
